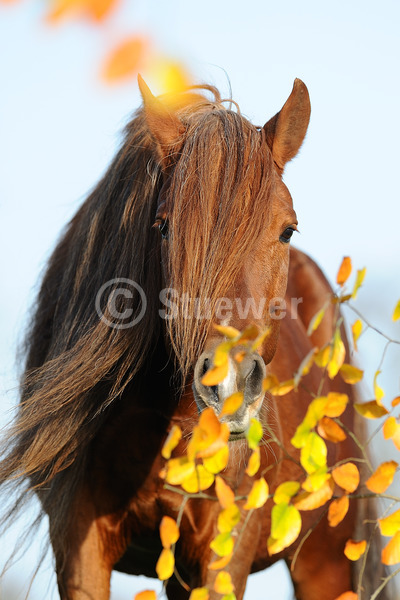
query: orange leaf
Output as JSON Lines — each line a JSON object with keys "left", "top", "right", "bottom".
{"left": 332, "top": 463, "right": 360, "bottom": 493}
{"left": 339, "top": 364, "right": 363, "bottom": 384}
{"left": 86, "top": 0, "right": 117, "bottom": 22}
{"left": 220, "top": 392, "right": 244, "bottom": 417}
{"left": 155, "top": 548, "right": 175, "bottom": 580}
{"left": 317, "top": 417, "right": 346, "bottom": 443}
{"left": 201, "top": 361, "right": 229, "bottom": 386}
{"left": 328, "top": 496, "right": 349, "bottom": 527}
{"left": 162, "top": 425, "right": 182, "bottom": 459}
{"left": 392, "top": 396, "right": 400, "bottom": 408}
{"left": 382, "top": 531, "right": 400, "bottom": 565}
{"left": 215, "top": 476, "right": 235, "bottom": 508}
{"left": 208, "top": 553, "right": 233, "bottom": 571}
{"left": 187, "top": 408, "right": 230, "bottom": 460}
{"left": 344, "top": 539, "right": 366, "bottom": 561}
{"left": 293, "top": 478, "right": 334, "bottom": 511}
{"left": 336, "top": 256, "right": 352, "bottom": 286}
{"left": 354, "top": 400, "right": 389, "bottom": 419}
{"left": 366, "top": 461, "right": 398, "bottom": 494}
{"left": 160, "top": 516, "right": 180, "bottom": 549}
{"left": 383, "top": 417, "right": 400, "bottom": 451}
{"left": 134, "top": 592, "right": 157, "bottom": 600}
{"left": 334, "top": 592, "right": 358, "bottom": 600}
{"left": 214, "top": 571, "right": 234, "bottom": 595}
{"left": 324, "top": 392, "right": 349, "bottom": 418}
{"left": 102, "top": 37, "right": 147, "bottom": 83}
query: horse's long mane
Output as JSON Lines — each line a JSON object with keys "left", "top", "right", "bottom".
{"left": 0, "top": 84, "right": 274, "bottom": 542}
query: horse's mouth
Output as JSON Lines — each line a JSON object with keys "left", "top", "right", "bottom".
{"left": 228, "top": 430, "right": 247, "bottom": 441}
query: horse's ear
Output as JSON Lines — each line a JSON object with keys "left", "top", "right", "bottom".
{"left": 263, "top": 79, "right": 311, "bottom": 175}
{"left": 138, "top": 75, "right": 185, "bottom": 168}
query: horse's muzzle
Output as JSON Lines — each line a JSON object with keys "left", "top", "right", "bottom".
{"left": 192, "top": 351, "right": 266, "bottom": 439}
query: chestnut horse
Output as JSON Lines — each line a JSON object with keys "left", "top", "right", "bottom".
{"left": 0, "top": 79, "right": 386, "bottom": 600}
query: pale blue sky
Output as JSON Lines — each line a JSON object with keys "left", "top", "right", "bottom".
{"left": 0, "top": 1, "right": 399, "bottom": 598}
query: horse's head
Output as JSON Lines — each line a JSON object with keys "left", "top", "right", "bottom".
{"left": 139, "top": 77, "right": 310, "bottom": 436}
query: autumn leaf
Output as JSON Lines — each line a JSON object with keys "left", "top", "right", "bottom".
{"left": 327, "top": 328, "right": 346, "bottom": 379}
{"left": 336, "top": 256, "right": 352, "bottom": 286}
{"left": 344, "top": 539, "right": 366, "bottom": 561}
{"left": 383, "top": 417, "right": 400, "bottom": 451}
{"left": 164, "top": 456, "right": 195, "bottom": 485}
{"left": 339, "top": 364, "right": 363, "bottom": 384}
{"left": 293, "top": 478, "right": 334, "bottom": 511}
{"left": 217, "top": 504, "right": 241, "bottom": 533}
{"left": 393, "top": 299, "right": 400, "bottom": 322}
{"left": 333, "top": 593, "right": 358, "bottom": 600}
{"left": 382, "top": 531, "right": 400, "bottom": 565}
{"left": 102, "top": 37, "right": 147, "bottom": 83}
{"left": 251, "top": 327, "right": 271, "bottom": 351}
{"left": 270, "top": 379, "right": 295, "bottom": 396}
{"left": 147, "top": 58, "right": 190, "bottom": 95}
{"left": 354, "top": 400, "right": 389, "bottom": 419}
{"left": 181, "top": 465, "right": 214, "bottom": 494}
{"left": 208, "top": 553, "right": 233, "bottom": 571}
{"left": 351, "top": 320, "right": 362, "bottom": 351}
{"left": 214, "top": 571, "right": 234, "bottom": 595}
{"left": 273, "top": 481, "right": 300, "bottom": 505}
{"left": 213, "top": 324, "right": 240, "bottom": 339}
{"left": 328, "top": 496, "right": 349, "bottom": 527}
{"left": 392, "top": 396, "right": 400, "bottom": 408}
{"left": 187, "top": 408, "right": 230, "bottom": 460}
{"left": 162, "top": 425, "right": 182, "bottom": 459}
{"left": 134, "top": 591, "right": 157, "bottom": 600}
{"left": 324, "top": 392, "right": 349, "bottom": 418}
{"left": 220, "top": 392, "right": 244, "bottom": 417}
{"left": 160, "top": 516, "right": 180, "bottom": 549}
{"left": 373, "top": 370, "right": 385, "bottom": 404}
{"left": 314, "top": 344, "right": 331, "bottom": 368}
{"left": 203, "top": 445, "right": 229, "bottom": 474}
{"left": 215, "top": 476, "right": 235, "bottom": 508}
{"left": 366, "top": 461, "right": 398, "bottom": 494}
{"left": 245, "top": 418, "right": 263, "bottom": 450}
{"left": 213, "top": 341, "right": 232, "bottom": 367}
{"left": 307, "top": 306, "right": 326, "bottom": 336}
{"left": 210, "top": 532, "right": 234, "bottom": 557}
{"left": 379, "top": 508, "right": 400, "bottom": 536}
{"left": 155, "top": 548, "right": 175, "bottom": 580}
{"left": 294, "top": 347, "right": 316, "bottom": 387}
{"left": 332, "top": 463, "right": 360, "bottom": 493}
{"left": 244, "top": 478, "right": 269, "bottom": 510}
{"left": 300, "top": 432, "right": 327, "bottom": 474}
{"left": 317, "top": 417, "right": 346, "bottom": 443}
{"left": 201, "top": 361, "right": 229, "bottom": 386}
{"left": 189, "top": 588, "right": 210, "bottom": 600}
{"left": 351, "top": 267, "right": 367, "bottom": 299}
{"left": 245, "top": 447, "right": 260, "bottom": 477}
{"left": 262, "top": 374, "right": 279, "bottom": 392}
{"left": 237, "top": 324, "right": 259, "bottom": 343}
{"left": 267, "top": 503, "right": 302, "bottom": 555}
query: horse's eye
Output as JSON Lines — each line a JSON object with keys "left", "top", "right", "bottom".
{"left": 279, "top": 227, "right": 295, "bottom": 244}
{"left": 157, "top": 219, "right": 169, "bottom": 240}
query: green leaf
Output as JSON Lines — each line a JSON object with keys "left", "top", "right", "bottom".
{"left": 268, "top": 504, "right": 302, "bottom": 555}
{"left": 273, "top": 481, "right": 300, "bottom": 504}
{"left": 210, "top": 532, "right": 234, "bottom": 557}
{"left": 245, "top": 418, "right": 263, "bottom": 450}
{"left": 300, "top": 432, "right": 327, "bottom": 474}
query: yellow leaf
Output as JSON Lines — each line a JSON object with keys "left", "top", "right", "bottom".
{"left": 314, "top": 344, "right": 331, "bottom": 368}
{"left": 317, "top": 417, "right": 346, "bottom": 443}
{"left": 208, "top": 553, "right": 233, "bottom": 571}
{"left": 245, "top": 448, "right": 260, "bottom": 477}
{"left": 201, "top": 362, "right": 229, "bottom": 386}
{"left": 217, "top": 504, "right": 241, "bottom": 533}
{"left": 328, "top": 496, "right": 349, "bottom": 527}
{"left": 134, "top": 591, "right": 157, "bottom": 600}
{"left": 351, "top": 319, "right": 362, "bottom": 351}
{"left": 382, "top": 531, "right": 400, "bottom": 565}
{"left": 187, "top": 408, "right": 230, "bottom": 460}
{"left": 148, "top": 57, "right": 191, "bottom": 95}
{"left": 351, "top": 267, "right": 367, "bottom": 299}
{"left": 214, "top": 341, "right": 233, "bottom": 367}
{"left": 304, "top": 397, "right": 330, "bottom": 428}
{"left": 294, "top": 347, "right": 317, "bottom": 387}
{"left": 293, "top": 478, "right": 334, "bottom": 511}
{"left": 251, "top": 327, "right": 271, "bottom": 351}
{"left": 244, "top": 478, "right": 269, "bottom": 510}
{"left": 354, "top": 400, "right": 389, "bottom": 419}
{"left": 273, "top": 481, "right": 300, "bottom": 505}
{"left": 373, "top": 370, "right": 385, "bottom": 404}
{"left": 327, "top": 328, "right": 346, "bottom": 379}
{"left": 215, "top": 476, "right": 235, "bottom": 508}
{"left": 262, "top": 374, "right": 280, "bottom": 392}
{"left": 339, "top": 364, "right": 363, "bottom": 384}
{"left": 267, "top": 506, "right": 302, "bottom": 555}
{"left": 220, "top": 392, "right": 244, "bottom": 417}
{"left": 245, "top": 418, "right": 263, "bottom": 450}
{"left": 332, "top": 463, "right": 360, "bottom": 493}
{"left": 155, "top": 548, "right": 175, "bottom": 580}
{"left": 213, "top": 324, "right": 240, "bottom": 339}
{"left": 189, "top": 588, "right": 209, "bottom": 600}
{"left": 344, "top": 539, "right": 366, "bottom": 561}
{"left": 214, "top": 571, "right": 234, "bottom": 595}
{"left": 203, "top": 445, "right": 229, "bottom": 475}
{"left": 393, "top": 299, "right": 400, "bottom": 322}
{"left": 270, "top": 379, "right": 295, "bottom": 396}
{"left": 160, "top": 516, "right": 180, "bottom": 549}
{"left": 181, "top": 465, "right": 214, "bottom": 493}
{"left": 164, "top": 457, "right": 195, "bottom": 485}
{"left": 102, "top": 37, "right": 147, "bottom": 83}
{"left": 302, "top": 468, "right": 330, "bottom": 492}
{"left": 300, "top": 432, "right": 327, "bottom": 474}
{"left": 336, "top": 256, "right": 352, "bottom": 286}
{"left": 237, "top": 324, "right": 259, "bottom": 343}
{"left": 366, "top": 461, "right": 398, "bottom": 494}
{"left": 324, "top": 392, "right": 349, "bottom": 418}
{"left": 307, "top": 306, "right": 326, "bottom": 336}
{"left": 379, "top": 508, "right": 400, "bottom": 536}
{"left": 210, "top": 532, "right": 234, "bottom": 557}
{"left": 162, "top": 425, "right": 182, "bottom": 459}
{"left": 383, "top": 417, "right": 400, "bottom": 451}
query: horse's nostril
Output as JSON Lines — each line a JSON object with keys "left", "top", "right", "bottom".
{"left": 202, "top": 358, "right": 210, "bottom": 376}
